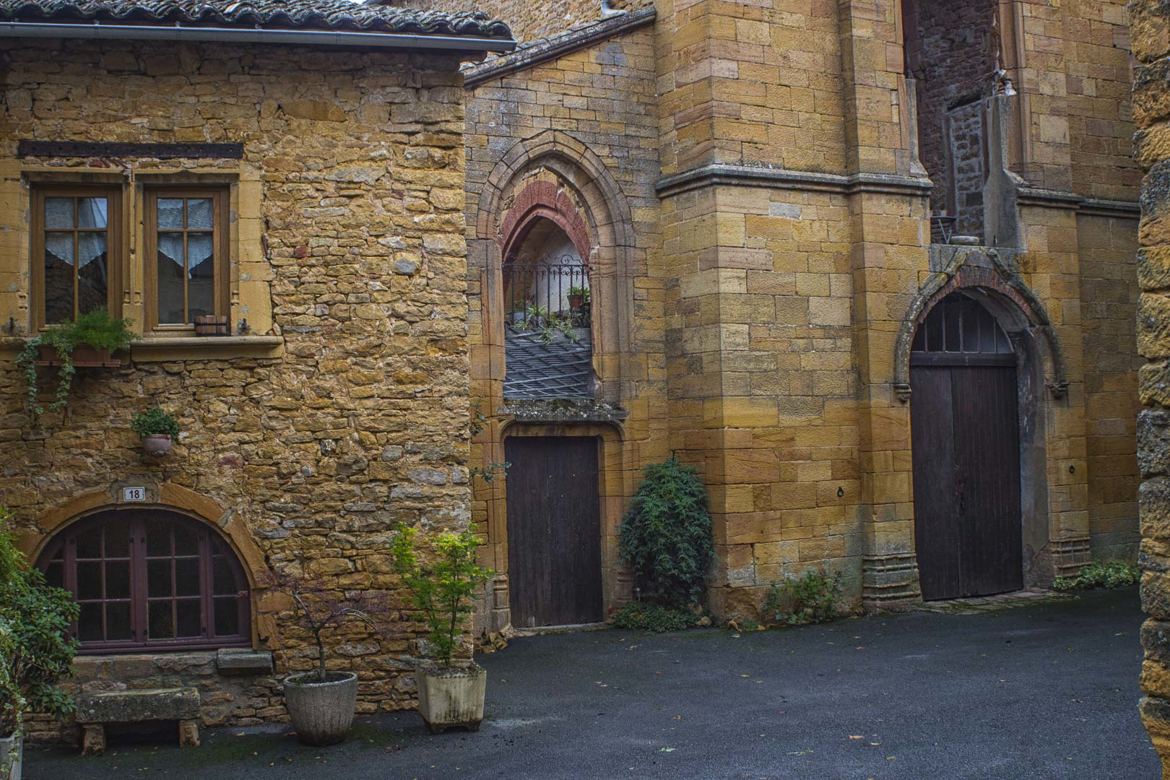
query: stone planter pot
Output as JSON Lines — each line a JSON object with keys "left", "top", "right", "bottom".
{"left": 416, "top": 663, "right": 487, "bottom": 734}
{"left": 1, "top": 733, "right": 23, "bottom": 780}
{"left": 142, "top": 434, "right": 173, "bottom": 457}
{"left": 283, "top": 671, "right": 358, "bottom": 746}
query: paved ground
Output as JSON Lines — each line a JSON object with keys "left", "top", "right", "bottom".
{"left": 27, "top": 587, "right": 1157, "bottom": 779}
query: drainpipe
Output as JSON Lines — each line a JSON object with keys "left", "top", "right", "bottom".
{"left": 0, "top": 21, "right": 516, "bottom": 53}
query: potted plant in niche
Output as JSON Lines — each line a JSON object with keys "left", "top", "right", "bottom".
{"left": 0, "top": 511, "right": 80, "bottom": 780}
{"left": 130, "top": 407, "right": 180, "bottom": 457}
{"left": 391, "top": 525, "right": 493, "bottom": 733}
{"left": 279, "top": 575, "right": 381, "bottom": 746}
{"left": 16, "top": 310, "right": 134, "bottom": 418}
{"left": 567, "top": 285, "right": 588, "bottom": 312}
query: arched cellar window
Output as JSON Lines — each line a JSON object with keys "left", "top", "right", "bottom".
{"left": 911, "top": 293, "right": 1013, "bottom": 364}
{"left": 37, "top": 509, "right": 251, "bottom": 654}
{"left": 503, "top": 217, "right": 594, "bottom": 399}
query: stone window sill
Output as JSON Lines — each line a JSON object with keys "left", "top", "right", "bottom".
{"left": 1, "top": 335, "right": 283, "bottom": 362}
{"left": 130, "top": 335, "right": 284, "bottom": 362}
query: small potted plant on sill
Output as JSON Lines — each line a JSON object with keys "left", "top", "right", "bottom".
{"left": 0, "top": 511, "right": 80, "bottom": 780}
{"left": 16, "top": 310, "right": 134, "bottom": 418}
{"left": 130, "top": 407, "right": 180, "bottom": 457}
{"left": 278, "top": 574, "right": 382, "bottom": 746}
{"left": 391, "top": 525, "right": 493, "bottom": 734}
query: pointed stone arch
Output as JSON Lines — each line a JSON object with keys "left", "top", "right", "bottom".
{"left": 892, "top": 247, "right": 1069, "bottom": 402}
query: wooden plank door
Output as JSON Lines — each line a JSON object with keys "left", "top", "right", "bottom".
{"left": 911, "top": 364, "right": 1022, "bottom": 600}
{"left": 505, "top": 436, "right": 603, "bottom": 627}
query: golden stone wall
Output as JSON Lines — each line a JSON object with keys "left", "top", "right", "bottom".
{"left": 0, "top": 39, "right": 473, "bottom": 725}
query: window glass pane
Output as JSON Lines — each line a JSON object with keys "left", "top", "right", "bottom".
{"left": 106, "top": 602, "right": 132, "bottom": 641}
{"left": 187, "top": 233, "right": 215, "bottom": 320}
{"left": 79, "top": 603, "right": 102, "bottom": 642}
{"left": 148, "top": 601, "right": 174, "bottom": 639}
{"left": 175, "top": 558, "right": 199, "bottom": 597}
{"left": 104, "top": 519, "right": 129, "bottom": 558}
{"left": 147, "top": 559, "right": 172, "bottom": 597}
{"left": 157, "top": 198, "right": 184, "bottom": 229}
{"left": 173, "top": 526, "right": 198, "bottom": 556}
{"left": 214, "top": 598, "right": 239, "bottom": 637}
{"left": 944, "top": 303, "right": 961, "bottom": 351}
{"left": 157, "top": 233, "right": 186, "bottom": 324}
{"left": 76, "top": 527, "right": 101, "bottom": 559}
{"left": 176, "top": 599, "right": 201, "bottom": 637}
{"left": 77, "top": 233, "right": 108, "bottom": 316}
{"left": 44, "top": 232, "right": 74, "bottom": 324}
{"left": 77, "top": 562, "right": 101, "bottom": 598}
{"left": 45, "top": 561, "right": 64, "bottom": 589}
{"left": 213, "top": 556, "right": 237, "bottom": 595}
{"left": 105, "top": 561, "right": 130, "bottom": 599}
{"left": 146, "top": 523, "right": 171, "bottom": 557}
{"left": 960, "top": 302, "right": 979, "bottom": 353}
{"left": 77, "top": 197, "right": 108, "bottom": 229}
{"left": 44, "top": 197, "right": 74, "bottom": 229}
{"left": 187, "top": 199, "right": 213, "bottom": 230}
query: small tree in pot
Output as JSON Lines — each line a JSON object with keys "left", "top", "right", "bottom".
{"left": 130, "top": 407, "right": 180, "bottom": 457}
{"left": 391, "top": 526, "right": 493, "bottom": 733}
{"left": 277, "top": 574, "right": 380, "bottom": 746}
{"left": 0, "top": 513, "right": 79, "bottom": 780}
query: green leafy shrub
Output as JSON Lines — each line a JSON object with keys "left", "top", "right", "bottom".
{"left": 763, "top": 569, "right": 843, "bottom": 627}
{"left": 391, "top": 526, "right": 493, "bottom": 667}
{"left": 1053, "top": 561, "right": 1140, "bottom": 591}
{"left": 618, "top": 457, "right": 714, "bottom": 609}
{"left": 131, "top": 406, "right": 180, "bottom": 438}
{"left": 611, "top": 602, "right": 695, "bottom": 632}
{"left": 0, "top": 510, "right": 80, "bottom": 738}
{"left": 17, "top": 310, "right": 134, "bottom": 417}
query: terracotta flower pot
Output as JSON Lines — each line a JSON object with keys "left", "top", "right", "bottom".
{"left": 568, "top": 294, "right": 584, "bottom": 311}
{"left": 283, "top": 671, "right": 358, "bottom": 746}
{"left": 142, "top": 434, "right": 173, "bottom": 457}
{"left": 416, "top": 663, "right": 487, "bottom": 734}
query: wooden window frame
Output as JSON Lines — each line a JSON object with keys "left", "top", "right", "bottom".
{"left": 143, "top": 187, "right": 230, "bottom": 333}
{"left": 30, "top": 185, "right": 123, "bottom": 330}
{"left": 37, "top": 511, "right": 251, "bottom": 655}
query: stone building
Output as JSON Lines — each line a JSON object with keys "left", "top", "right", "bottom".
{"left": 0, "top": 0, "right": 1148, "bottom": 737}
{"left": 1133, "top": 0, "right": 1170, "bottom": 772}
{"left": 453, "top": 0, "right": 1143, "bottom": 628}
{"left": 0, "top": 0, "right": 513, "bottom": 732}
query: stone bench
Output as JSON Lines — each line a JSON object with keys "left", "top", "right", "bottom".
{"left": 76, "top": 687, "right": 201, "bottom": 754}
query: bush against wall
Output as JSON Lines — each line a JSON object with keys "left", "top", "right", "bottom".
{"left": 617, "top": 457, "right": 714, "bottom": 626}
{"left": 762, "top": 569, "right": 843, "bottom": 627}
{"left": 1052, "top": 561, "right": 1140, "bottom": 591}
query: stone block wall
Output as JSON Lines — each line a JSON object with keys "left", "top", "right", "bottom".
{"left": 0, "top": 39, "right": 473, "bottom": 724}
{"left": 462, "top": 16, "right": 666, "bottom": 628}
{"left": 1132, "top": 0, "right": 1170, "bottom": 770}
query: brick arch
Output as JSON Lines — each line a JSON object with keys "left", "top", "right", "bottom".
{"left": 892, "top": 248, "right": 1069, "bottom": 402}
{"left": 499, "top": 179, "right": 592, "bottom": 264}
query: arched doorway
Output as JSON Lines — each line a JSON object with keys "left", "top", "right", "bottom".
{"left": 910, "top": 293, "right": 1023, "bottom": 599}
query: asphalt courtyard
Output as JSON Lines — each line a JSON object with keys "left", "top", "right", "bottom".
{"left": 27, "top": 587, "right": 1156, "bottom": 779}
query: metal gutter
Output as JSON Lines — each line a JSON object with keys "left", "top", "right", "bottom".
{"left": 0, "top": 20, "right": 516, "bottom": 52}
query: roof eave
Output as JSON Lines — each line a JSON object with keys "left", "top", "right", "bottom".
{"left": 0, "top": 20, "right": 516, "bottom": 53}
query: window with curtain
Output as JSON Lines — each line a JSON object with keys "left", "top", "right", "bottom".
{"left": 33, "top": 188, "right": 119, "bottom": 327}
{"left": 147, "top": 189, "right": 228, "bottom": 328}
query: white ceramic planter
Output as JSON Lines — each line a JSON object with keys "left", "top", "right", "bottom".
{"left": 283, "top": 671, "right": 358, "bottom": 746}
{"left": 142, "top": 434, "right": 173, "bottom": 457}
{"left": 416, "top": 663, "right": 487, "bottom": 734}
{"left": 0, "top": 733, "right": 22, "bottom": 780}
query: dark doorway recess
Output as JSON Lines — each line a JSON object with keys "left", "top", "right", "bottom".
{"left": 505, "top": 436, "right": 603, "bottom": 627}
{"left": 911, "top": 294, "right": 1023, "bottom": 600}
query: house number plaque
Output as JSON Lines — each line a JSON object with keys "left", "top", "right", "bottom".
{"left": 121, "top": 486, "right": 147, "bottom": 502}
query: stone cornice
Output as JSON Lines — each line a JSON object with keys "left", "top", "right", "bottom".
{"left": 1017, "top": 187, "right": 1140, "bottom": 218}
{"left": 655, "top": 164, "right": 934, "bottom": 199}
{"left": 463, "top": 7, "right": 656, "bottom": 89}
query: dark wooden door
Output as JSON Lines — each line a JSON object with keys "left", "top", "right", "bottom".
{"left": 505, "top": 436, "right": 603, "bottom": 627}
{"left": 910, "top": 294, "right": 1023, "bottom": 601}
